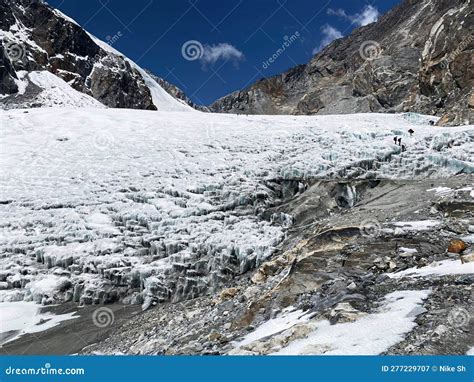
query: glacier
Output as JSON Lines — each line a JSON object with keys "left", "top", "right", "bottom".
{"left": 0, "top": 108, "right": 473, "bottom": 312}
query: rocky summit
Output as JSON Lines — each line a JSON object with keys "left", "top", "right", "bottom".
{"left": 211, "top": 0, "right": 473, "bottom": 126}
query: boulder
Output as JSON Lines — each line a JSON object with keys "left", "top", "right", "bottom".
{"left": 448, "top": 239, "right": 468, "bottom": 254}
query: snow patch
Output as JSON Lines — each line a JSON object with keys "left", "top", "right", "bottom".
{"left": 0, "top": 301, "right": 78, "bottom": 345}
{"left": 273, "top": 290, "right": 430, "bottom": 355}
{"left": 52, "top": 9, "right": 80, "bottom": 26}
{"left": 235, "top": 308, "right": 313, "bottom": 347}
{"left": 389, "top": 259, "right": 474, "bottom": 279}
{"left": 392, "top": 220, "right": 440, "bottom": 231}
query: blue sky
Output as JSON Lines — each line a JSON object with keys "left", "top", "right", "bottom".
{"left": 47, "top": 0, "right": 400, "bottom": 106}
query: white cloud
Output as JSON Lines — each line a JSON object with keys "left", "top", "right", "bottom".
{"left": 356, "top": 5, "right": 380, "bottom": 26}
{"left": 313, "top": 24, "right": 343, "bottom": 54}
{"left": 327, "top": 8, "right": 349, "bottom": 18}
{"left": 200, "top": 43, "right": 244, "bottom": 66}
{"left": 327, "top": 5, "right": 380, "bottom": 27}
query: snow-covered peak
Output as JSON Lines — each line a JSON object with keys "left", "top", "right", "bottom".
{"left": 87, "top": 33, "right": 193, "bottom": 112}
{"left": 0, "top": 1, "right": 195, "bottom": 112}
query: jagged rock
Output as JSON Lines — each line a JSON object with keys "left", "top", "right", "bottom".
{"left": 208, "top": 330, "right": 227, "bottom": 343}
{"left": 329, "top": 302, "right": 366, "bottom": 324}
{"left": 219, "top": 287, "right": 239, "bottom": 301}
{"left": 0, "top": 0, "right": 156, "bottom": 109}
{"left": 373, "top": 256, "right": 396, "bottom": 271}
{"left": 460, "top": 252, "right": 474, "bottom": 264}
{"left": 0, "top": 41, "right": 18, "bottom": 94}
{"left": 251, "top": 255, "right": 293, "bottom": 283}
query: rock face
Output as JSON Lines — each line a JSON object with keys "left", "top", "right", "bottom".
{"left": 0, "top": 0, "right": 195, "bottom": 111}
{"left": 211, "top": 0, "right": 473, "bottom": 125}
{"left": 0, "top": 41, "right": 18, "bottom": 94}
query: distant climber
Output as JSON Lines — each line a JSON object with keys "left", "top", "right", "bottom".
{"left": 397, "top": 137, "right": 402, "bottom": 146}
{"left": 393, "top": 136, "right": 398, "bottom": 144}
{"left": 429, "top": 120, "right": 435, "bottom": 126}
{"left": 408, "top": 128, "right": 414, "bottom": 137}
{"left": 402, "top": 144, "right": 406, "bottom": 152}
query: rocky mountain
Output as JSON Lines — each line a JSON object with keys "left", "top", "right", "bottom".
{"left": 211, "top": 0, "right": 473, "bottom": 126}
{"left": 0, "top": 0, "right": 194, "bottom": 111}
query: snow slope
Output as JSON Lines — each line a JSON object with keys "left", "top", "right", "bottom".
{"left": 23, "top": 70, "right": 105, "bottom": 108}
{"left": 0, "top": 109, "right": 472, "bottom": 310}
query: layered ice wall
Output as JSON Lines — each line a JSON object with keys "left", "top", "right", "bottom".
{"left": 0, "top": 109, "right": 472, "bottom": 308}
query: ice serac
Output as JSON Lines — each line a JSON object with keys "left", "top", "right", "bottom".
{"left": 0, "top": 109, "right": 472, "bottom": 311}
{"left": 0, "top": 0, "right": 192, "bottom": 111}
{"left": 210, "top": 0, "right": 473, "bottom": 125}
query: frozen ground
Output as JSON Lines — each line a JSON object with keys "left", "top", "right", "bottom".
{"left": 0, "top": 108, "right": 473, "bottom": 344}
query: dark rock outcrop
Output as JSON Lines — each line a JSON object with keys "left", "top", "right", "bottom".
{"left": 0, "top": 41, "right": 18, "bottom": 94}
{"left": 211, "top": 0, "right": 473, "bottom": 125}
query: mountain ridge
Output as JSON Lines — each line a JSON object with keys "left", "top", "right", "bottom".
{"left": 0, "top": 0, "right": 196, "bottom": 111}
{"left": 210, "top": 0, "right": 473, "bottom": 126}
